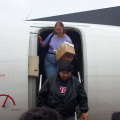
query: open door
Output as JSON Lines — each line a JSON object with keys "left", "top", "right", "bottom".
{"left": 37, "top": 27, "right": 84, "bottom": 86}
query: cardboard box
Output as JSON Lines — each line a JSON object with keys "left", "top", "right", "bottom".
{"left": 55, "top": 42, "right": 75, "bottom": 61}
{"left": 28, "top": 56, "right": 39, "bottom": 77}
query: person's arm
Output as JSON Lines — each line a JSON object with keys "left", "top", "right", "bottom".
{"left": 39, "top": 36, "right": 45, "bottom": 47}
{"left": 36, "top": 80, "right": 49, "bottom": 107}
{"left": 77, "top": 82, "right": 89, "bottom": 120}
{"left": 39, "top": 33, "right": 54, "bottom": 47}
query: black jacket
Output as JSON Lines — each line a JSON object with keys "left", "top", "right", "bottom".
{"left": 36, "top": 74, "right": 89, "bottom": 116}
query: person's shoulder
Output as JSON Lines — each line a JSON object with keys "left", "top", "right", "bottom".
{"left": 71, "top": 75, "right": 77, "bottom": 79}
{"left": 47, "top": 32, "right": 55, "bottom": 38}
{"left": 47, "top": 74, "right": 57, "bottom": 81}
{"left": 71, "top": 75, "right": 78, "bottom": 81}
{"left": 65, "top": 34, "right": 70, "bottom": 38}
{"left": 71, "top": 75, "right": 83, "bottom": 88}
{"left": 65, "top": 34, "right": 72, "bottom": 42}
{"left": 50, "top": 32, "right": 55, "bottom": 36}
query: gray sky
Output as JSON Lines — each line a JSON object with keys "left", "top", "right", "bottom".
{"left": 0, "top": 0, "right": 120, "bottom": 21}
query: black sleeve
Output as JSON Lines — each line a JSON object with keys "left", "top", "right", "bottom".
{"left": 77, "top": 82, "right": 89, "bottom": 113}
{"left": 36, "top": 79, "right": 49, "bottom": 107}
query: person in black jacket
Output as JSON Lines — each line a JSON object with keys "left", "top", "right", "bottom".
{"left": 36, "top": 61, "right": 89, "bottom": 120}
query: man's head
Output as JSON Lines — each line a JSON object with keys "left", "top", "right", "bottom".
{"left": 112, "top": 112, "right": 120, "bottom": 120}
{"left": 19, "top": 107, "right": 62, "bottom": 120}
{"left": 58, "top": 61, "right": 73, "bottom": 81}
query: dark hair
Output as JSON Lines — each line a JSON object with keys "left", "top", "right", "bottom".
{"left": 58, "top": 61, "right": 73, "bottom": 73}
{"left": 54, "top": 21, "right": 66, "bottom": 34}
{"left": 111, "top": 112, "right": 120, "bottom": 120}
{"left": 19, "top": 107, "right": 62, "bottom": 120}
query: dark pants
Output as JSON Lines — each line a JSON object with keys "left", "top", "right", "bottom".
{"left": 63, "top": 115, "right": 75, "bottom": 120}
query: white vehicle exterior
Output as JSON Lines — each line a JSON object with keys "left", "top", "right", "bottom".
{"left": 0, "top": 21, "right": 120, "bottom": 120}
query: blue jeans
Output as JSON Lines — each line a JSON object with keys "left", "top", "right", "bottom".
{"left": 44, "top": 53, "right": 59, "bottom": 78}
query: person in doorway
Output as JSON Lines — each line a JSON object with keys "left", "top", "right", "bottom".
{"left": 39, "top": 21, "right": 73, "bottom": 78}
{"left": 36, "top": 61, "right": 89, "bottom": 120}
{"left": 19, "top": 107, "right": 62, "bottom": 120}
{"left": 111, "top": 111, "right": 120, "bottom": 120}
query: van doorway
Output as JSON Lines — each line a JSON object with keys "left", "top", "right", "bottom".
{"left": 37, "top": 28, "right": 84, "bottom": 90}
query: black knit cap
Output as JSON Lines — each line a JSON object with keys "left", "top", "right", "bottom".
{"left": 58, "top": 61, "right": 73, "bottom": 72}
